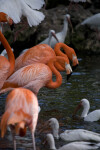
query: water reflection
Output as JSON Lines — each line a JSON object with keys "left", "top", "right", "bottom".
{"left": 0, "top": 55, "right": 100, "bottom": 149}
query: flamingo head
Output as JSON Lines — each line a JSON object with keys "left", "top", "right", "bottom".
{"left": 65, "top": 63, "right": 73, "bottom": 80}
{"left": 72, "top": 54, "right": 79, "bottom": 70}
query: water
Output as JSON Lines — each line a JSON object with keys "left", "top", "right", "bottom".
{"left": 0, "top": 55, "right": 100, "bottom": 150}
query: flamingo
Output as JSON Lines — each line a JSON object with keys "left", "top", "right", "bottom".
{"left": 0, "top": 30, "right": 15, "bottom": 89}
{"left": 0, "top": 12, "right": 14, "bottom": 31}
{"left": 73, "top": 98, "right": 100, "bottom": 122}
{"left": 40, "top": 14, "right": 73, "bottom": 49}
{"left": 0, "top": 87, "right": 39, "bottom": 150}
{"left": 20, "top": 30, "right": 59, "bottom": 54}
{"left": 42, "top": 118, "right": 100, "bottom": 142}
{"left": 1, "top": 48, "right": 14, "bottom": 59}
{"left": 15, "top": 43, "right": 78, "bottom": 72}
{"left": 0, "top": 0, "right": 45, "bottom": 27}
{"left": 81, "top": 13, "right": 100, "bottom": 40}
{"left": 46, "top": 133, "right": 100, "bottom": 150}
{"left": 0, "top": 56, "right": 72, "bottom": 95}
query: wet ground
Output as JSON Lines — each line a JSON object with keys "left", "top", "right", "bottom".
{"left": 0, "top": 54, "right": 100, "bottom": 150}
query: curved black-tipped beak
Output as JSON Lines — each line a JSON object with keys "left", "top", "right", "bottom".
{"left": 67, "top": 72, "right": 72, "bottom": 81}
{"left": 52, "top": 32, "right": 59, "bottom": 43}
{"left": 10, "top": 23, "right": 15, "bottom": 31}
{"left": 72, "top": 64, "right": 79, "bottom": 71}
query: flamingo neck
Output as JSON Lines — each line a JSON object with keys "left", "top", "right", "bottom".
{"left": 46, "top": 59, "right": 62, "bottom": 89}
{"left": 0, "top": 31, "right": 15, "bottom": 77}
{"left": 81, "top": 103, "right": 90, "bottom": 118}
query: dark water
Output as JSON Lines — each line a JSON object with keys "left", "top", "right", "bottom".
{"left": 0, "top": 55, "right": 100, "bottom": 150}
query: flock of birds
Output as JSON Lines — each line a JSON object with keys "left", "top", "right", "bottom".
{"left": 0, "top": 0, "right": 100, "bottom": 150}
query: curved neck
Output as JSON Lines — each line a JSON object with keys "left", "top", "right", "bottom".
{"left": 0, "top": 12, "right": 7, "bottom": 22}
{"left": 46, "top": 57, "right": 63, "bottom": 89}
{"left": 81, "top": 104, "right": 90, "bottom": 118}
{"left": 54, "top": 43, "right": 76, "bottom": 61}
{"left": 0, "top": 31, "right": 15, "bottom": 77}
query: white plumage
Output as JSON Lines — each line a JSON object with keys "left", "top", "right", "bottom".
{"left": 81, "top": 13, "right": 100, "bottom": 31}
{"left": 40, "top": 14, "right": 72, "bottom": 48}
{"left": 46, "top": 118, "right": 100, "bottom": 142}
{"left": 0, "top": 0, "right": 45, "bottom": 27}
{"left": 46, "top": 133, "right": 100, "bottom": 150}
{"left": 74, "top": 99, "right": 100, "bottom": 122}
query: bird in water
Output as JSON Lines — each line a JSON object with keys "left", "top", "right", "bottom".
{"left": 0, "top": 56, "right": 72, "bottom": 95}
{"left": 81, "top": 13, "right": 100, "bottom": 40}
{"left": 46, "top": 133, "right": 100, "bottom": 150}
{"left": 0, "top": 30, "right": 15, "bottom": 90}
{"left": 73, "top": 98, "right": 100, "bottom": 122}
{"left": 42, "top": 118, "right": 100, "bottom": 142}
{"left": 0, "top": 88, "right": 39, "bottom": 150}
{"left": 0, "top": 0, "right": 45, "bottom": 27}
{"left": 15, "top": 43, "right": 78, "bottom": 72}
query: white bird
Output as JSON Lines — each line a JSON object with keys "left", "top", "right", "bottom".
{"left": 1, "top": 48, "right": 14, "bottom": 59}
{"left": 20, "top": 30, "right": 59, "bottom": 54}
{"left": 40, "top": 14, "right": 73, "bottom": 49}
{"left": 73, "top": 98, "right": 100, "bottom": 122}
{"left": 81, "top": 13, "right": 100, "bottom": 39}
{"left": 39, "top": 30, "right": 59, "bottom": 47}
{"left": 0, "top": 0, "right": 45, "bottom": 27}
{"left": 46, "top": 133, "right": 100, "bottom": 150}
{"left": 44, "top": 118, "right": 100, "bottom": 142}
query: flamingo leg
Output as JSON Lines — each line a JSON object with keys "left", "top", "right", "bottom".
{"left": 32, "top": 131, "right": 36, "bottom": 150}
{"left": 10, "top": 127, "right": 16, "bottom": 150}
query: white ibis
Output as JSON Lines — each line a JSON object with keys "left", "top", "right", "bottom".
{"left": 43, "top": 118, "right": 100, "bottom": 142}
{"left": 40, "top": 14, "right": 73, "bottom": 48}
{"left": 0, "top": 0, "right": 45, "bottom": 27}
{"left": 73, "top": 98, "right": 100, "bottom": 122}
{"left": 46, "top": 133, "right": 100, "bottom": 150}
{"left": 1, "top": 48, "right": 14, "bottom": 59}
{"left": 39, "top": 30, "right": 59, "bottom": 47}
{"left": 81, "top": 13, "right": 100, "bottom": 39}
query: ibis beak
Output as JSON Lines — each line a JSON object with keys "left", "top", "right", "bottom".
{"left": 72, "top": 64, "right": 79, "bottom": 71}
{"left": 67, "top": 17, "right": 74, "bottom": 33}
{"left": 52, "top": 32, "right": 59, "bottom": 43}
{"left": 73, "top": 101, "right": 82, "bottom": 118}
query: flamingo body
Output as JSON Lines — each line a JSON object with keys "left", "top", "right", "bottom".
{"left": 15, "top": 44, "right": 56, "bottom": 71}
{"left": 1, "top": 56, "right": 71, "bottom": 95}
{"left": 46, "top": 134, "right": 100, "bottom": 150}
{"left": 0, "top": 88, "right": 39, "bottom": 150}
{"left": 0, "top": 0, "right": 45, "bottom": 27}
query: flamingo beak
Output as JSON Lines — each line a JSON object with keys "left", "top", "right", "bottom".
{"left": 67, "top": 17, "right": 74, "bottom": 33}
{"left": 67, "top": 72, "right": 72, "bottom": 81}
{"left": 72, "top": 64, "right": 79, "bottom": 71}
{"left": 72, "top": 101, "right": 82, "bottom": 118}
{"left": 52, "top": 32, "right": 59, "bottom": 43}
